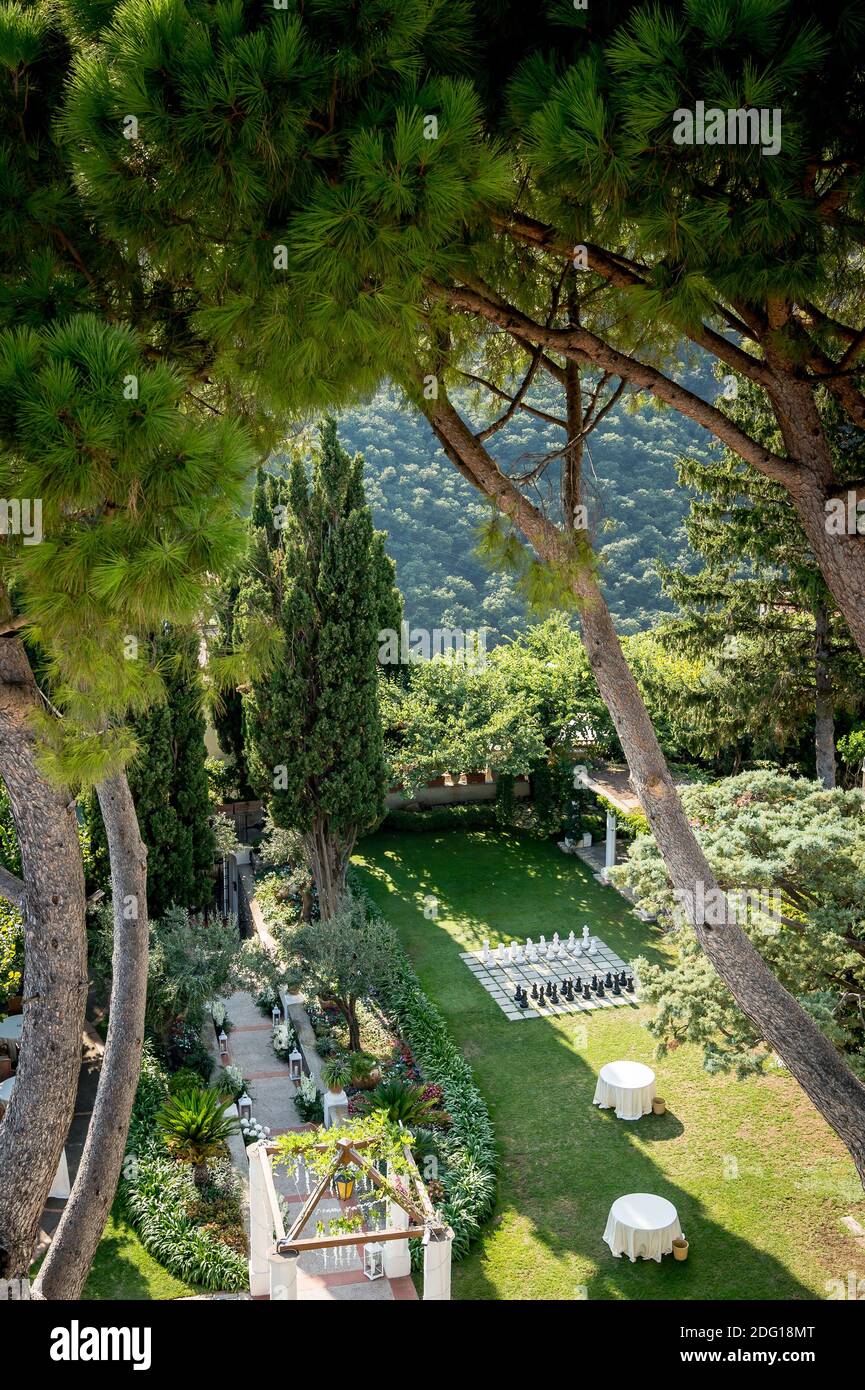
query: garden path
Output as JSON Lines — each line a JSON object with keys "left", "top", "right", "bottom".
{"left": 223, "top": 988, "right": 417, "bottom": 1301}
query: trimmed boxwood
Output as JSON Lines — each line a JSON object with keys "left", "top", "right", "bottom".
{"left": 379, "top": 803, "right": 498, "bottom": 834}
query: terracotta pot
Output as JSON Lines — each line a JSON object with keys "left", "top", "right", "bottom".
{"left": 652, "top": 1097, "right": 667, "bottom": 1116}
{"left": 5, "top": 996, "right": 22, "bottom": 1016}
{"left": 672, "top": 1238, "right": 689, "bottom": 1262}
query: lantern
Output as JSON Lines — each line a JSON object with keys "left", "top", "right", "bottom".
{"left": 288, "top": 1049, "right": 303, "bottom": 1083}
{"left": 217, "top": 1030, "right": 229, "bottom": 1059}
{"left": 363, "top": 1242, "right": 384, "bottom": 1281}
{"left": 334, "top": 1169, "right": 355, "bottom": 1202}
{"left": 237, "top": 1092, "right": 253, "bottom": 1121}
{"left": 271, "top": 1004, "right": 282, "bottom": 1028}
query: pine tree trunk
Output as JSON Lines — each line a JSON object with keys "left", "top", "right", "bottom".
{"left": 0, "top": 636, "right": 87, "bottom": 1279}
{"left": 577, "top": 579, "right": 865, "bottom": 1182}
{"left": 34, "top": 771, "right": 149, "bottom": 1300}
{"left": 423, "top": 388, "right": 865, "bottom": 1186}
{"left": 814, "top": 604, "right": 836, "bottom": 789}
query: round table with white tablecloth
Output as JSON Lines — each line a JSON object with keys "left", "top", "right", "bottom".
{"left": 0, "top": 1074, "right": 69, "bottom": 1196}
{"left": 593, "top": 1058, "right": 656, "bottom": 1120}
{"left": 603, "top": 1192, "right": 682, "bottom": 1263}
{"left": 0, "top": 1012, "right": 23, "bottom": 1067}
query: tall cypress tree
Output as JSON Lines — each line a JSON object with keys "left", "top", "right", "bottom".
{"left": 239, "top": 419, "right": 401, "bottom": 919}
{"left": 127, "top": 627, "right": 215, "bottom": 920}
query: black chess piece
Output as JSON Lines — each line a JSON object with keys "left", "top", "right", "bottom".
{"left": 514, "top": 985, "right": 523, "bottom": 1004}
{"left": 619, "top": 970, "right": 627, "bottom": 987}
{"left": 626, "top": 974, "right": 635, "bottom": 993}
{"left": 545, "top": 980, "right": 553, "bottom": 997}
{"left": 597, "top": 980, "right": 605, "bottom": 997}
{"left": 518, "top": 988, "right": 528, "bottom": 1009}
{"left": 591, "top": 974, "right": 598, "bottom": 990}
{"left": 550, "top": 985, "right": 559, "bottom": 1004}
{"left": 530, "top": 982, "right": 538, "bottom": 1000}
{"left": 605, "top": 971, "right": 613, "bottom": 988}
{"left": 582, "top": 983, "right": 591, "bottom": 1000}
{"left": 574, "top": 977, "right": 582, "bottom": 992}
{"left": 611, "top": 977, "right": 621, "bottom": 996}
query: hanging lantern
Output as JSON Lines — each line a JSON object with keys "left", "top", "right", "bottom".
{"left": 363, "top": 1242, "right": 384, "bottom": 1281}
{"left": 334, "top": 1168, "right": 355, "bottom": 1202}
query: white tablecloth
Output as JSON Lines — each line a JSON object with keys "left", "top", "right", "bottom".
{"left": 603, "top": 1193, "right": 682, "bottom": 1262}
{"left": 593, "top": 1059, "right": 656, "bottom": 1120}
{"left": 0, "top": 1074, "right": 69, "bottom": 1197}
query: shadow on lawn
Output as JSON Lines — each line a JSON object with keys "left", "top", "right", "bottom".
{"left": 354, "top": 828, "right": 819, "bottom": 1302}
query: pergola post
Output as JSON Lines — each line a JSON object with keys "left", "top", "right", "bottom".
{"left": 248, "top": 1141, "right": 273, "bottom": 1297}
{"left": 268, "top": 1248, "right": 299, "bottom": 1300}
{"left": 383, "top": 1165, "right": 411, "bottom": 1278}
{"left": 422, "top": 1227, "right": 453, "bottom": 1300}
{"left": 604, "top": 810, "right": 617, "bottom": 878}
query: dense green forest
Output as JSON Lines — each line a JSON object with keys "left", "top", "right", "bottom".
{"left": 339, "top": 372, "right": 714, "bottom": 641}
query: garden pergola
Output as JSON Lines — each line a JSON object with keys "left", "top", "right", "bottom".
{"left": 248, "top": 1135, "right": 453, "bottom": 1300}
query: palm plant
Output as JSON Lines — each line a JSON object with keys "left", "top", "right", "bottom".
{"left": 157, "top": 1086, "right": 240, "bottom": 1186}
{"left": 369, "top": 1079, "right": 443, "bottom": 1127}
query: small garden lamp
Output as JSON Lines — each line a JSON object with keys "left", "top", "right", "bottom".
{"left": 363, "top": 1241, "right": 384, "bottom": 1281}
{"left": 272, "top": 1004, "right": 282, "bottom": 1028}
{"left": 238, "top": 1092, "right": 253, "bottom": 1122}
{"left": 289, "top": 1049, "right": 303, "bottom": 1084}
{"left": 217, "top": 1029, "right": 229, "bottom": 1060}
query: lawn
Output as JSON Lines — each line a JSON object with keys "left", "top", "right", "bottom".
{"left": 353, "top": 826, "right": 864, "bottom": 1301}
{"left": 80, "top": 1205, "right": 196, "bottom": 1301}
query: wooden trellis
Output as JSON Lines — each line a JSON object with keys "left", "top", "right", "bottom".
{"left": 248, "top": 1135, "right": 454, "bottom": 1300}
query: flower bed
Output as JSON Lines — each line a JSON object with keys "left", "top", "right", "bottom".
{"left": 122, "top": 1045, "right": 248, "bottom": 1292}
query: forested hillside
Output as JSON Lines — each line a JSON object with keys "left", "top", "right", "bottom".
{"left": 339, "top": 375, "right": 714, "bottom": 642}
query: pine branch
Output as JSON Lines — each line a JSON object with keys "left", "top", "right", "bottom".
{"left": 430, "top": 280, "right": 795, "bottom": 485}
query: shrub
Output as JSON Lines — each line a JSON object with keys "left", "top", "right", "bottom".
{"left": 294, "top": 1074, "right": 324, "bottom": 1124}
{"left": 321, "top": 1057, "right": 352, "bottom": 1092}
{"left": 157, "top": 1087, "right": 240, "bottom": 1180}
{"left": 212, "top": 1064, "right": 248, "bottom": 1103}
{"left": 124, "top": 1153, "right": 247, "bottom": 1291}
{"left": 368, "top": 1078, "right": 446, "bottom": 1127}
{"left": 354, "top": 885, "right": 498, "bottom": 1261}
{"left": 380, "top": 803, "right": 498, "bottom": 833}
{"left": 169, "top": 1067, "right": 208, "bottom": 1096}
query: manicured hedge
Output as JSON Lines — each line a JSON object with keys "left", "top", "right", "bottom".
{"left": 356, "top": 888, "right": 498, "bottom": 1260}
{"left": 379, "top": 803, "right": 498, "bottom": 833}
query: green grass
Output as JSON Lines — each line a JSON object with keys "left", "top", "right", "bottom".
{"left": 354, "top": 827, "right": 864, "bottom": 1301}
{"left": 82, "top": 1204, "right": 197, "bottom": 1301}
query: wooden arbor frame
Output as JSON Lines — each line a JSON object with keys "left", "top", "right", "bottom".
{"left": 248, "top": 1134, "right": 454, "bottom": 1301}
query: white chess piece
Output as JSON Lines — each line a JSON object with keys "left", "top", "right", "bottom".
{"left": 589, "top": 936, "right": 598, "bottom": 955}
{"left": 567, "top": 930, "right": 576, "bottom": 954}
{"left": 513, "top": 942, "right": 524, "bottom": 964}
{"left": 582, "top": 925, "right": 590, "bottom": 946}
{"left": 495, "top": 942, "right": 505, "bottom": 965}
{"left": 482, "top": 939, "right": 492, "bottom": 965}
{"left": 538, "top": 935, "right": 548, "bottom": 957}
{"left": 526, "top": 938, "right": 538, "bottom": 963}
{"left": 507, "top": 941, "right": 517, "bottom": 963}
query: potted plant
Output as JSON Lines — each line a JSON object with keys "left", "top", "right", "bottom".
{"left": 333, "top": 1168, "right": 355, "bottom": 1202}
{"left": 672, "top": 1236, "right": 689, "bottom": 1262}
{"left": 321, "top": 1057, "right": 352, "bottom": 1095}
{"left": 652, "top": 1096, "right": 667, "bottom": 1116}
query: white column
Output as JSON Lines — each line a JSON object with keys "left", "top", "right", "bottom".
{"left": 323, "top": 1089, "right": 348, "bottom": 1128}
{"left": 422, "top": 1228, "right": 453, "bottom": 1300}
{"left": 247, "top": 1142, "right": 272, "bottom": 1297}
{"left": 383, "top": 1166, "right": 411, "bottom": 1279}
{"left": 268, "top": 1249, "right": 299, "bottom": 1300}
{"left": 604, "top": 811, "right": 617, "bottom": 877}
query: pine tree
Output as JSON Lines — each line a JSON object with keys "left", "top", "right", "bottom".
{"left": 658, "top": 382, "right": 865, "bottom": 784}
{"left": 239, "top": 420, "right": 400, "bottom": 918}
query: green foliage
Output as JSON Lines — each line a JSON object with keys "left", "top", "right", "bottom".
{"left": 157, "top": 1085, "right": 240, "bottom": 1167}
{"left": 368, "top": 1077, "right": 444, "bottom": 1127}
{"left": 283, "top": 891, "right": 395, "bottom": 1047}
{"left": 123, "top": 1153, "right": 247, "bottom": 1292}
{"left": 354, "top": 885, "right": 497, "bottom": 1259}
{"left": 615, "top": 771, "right": 865, "bottom": 1076}
{"left": 126, "top": 627, "right": 216, "bottom": 919}
{"left": 0, "top": 902, "right": 23, "bottom": 1011}
{"left": 320, "top": 1056, "right": 353, "bottom": 1092}
{"left": 380, "top": 803, "right": 498, "bottom": 833}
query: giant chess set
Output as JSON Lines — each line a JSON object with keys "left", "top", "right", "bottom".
{"left": 460, "top": 925, "right": 638, "bottom": 1021}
